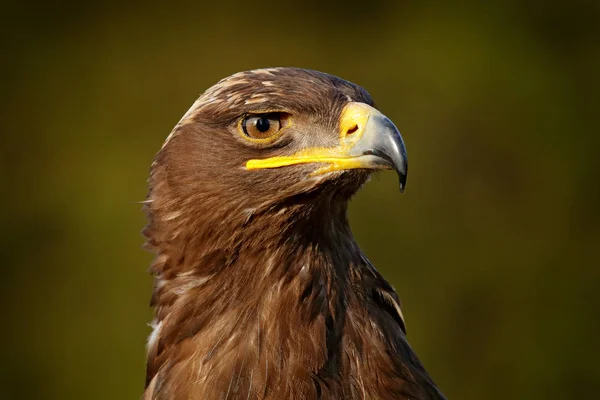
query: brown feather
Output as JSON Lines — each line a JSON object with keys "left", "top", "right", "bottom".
{"left": 143, "top": 68, "right": 446, "bottom": 399}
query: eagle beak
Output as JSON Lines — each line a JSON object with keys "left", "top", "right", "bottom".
{"left": 246, "top": 102, "right": 408, "bottom": 192}
{"left": 341, "top": 102, "right": 408, "bottom": 192}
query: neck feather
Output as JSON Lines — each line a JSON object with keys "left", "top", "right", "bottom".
{"left": 143, "top": 195, "right": 365, "bottom": 383}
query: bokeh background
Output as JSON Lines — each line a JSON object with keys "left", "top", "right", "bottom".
{"left": 2, "top": 1, "right": 599, "bottom": 399}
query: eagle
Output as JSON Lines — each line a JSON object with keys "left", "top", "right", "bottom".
{"left": 142, "top": 67, "right": 446, "bottom": 400}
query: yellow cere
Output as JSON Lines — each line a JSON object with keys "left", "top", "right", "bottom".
{"left": 245, "top": 102, "right": 374, "bottom": 174}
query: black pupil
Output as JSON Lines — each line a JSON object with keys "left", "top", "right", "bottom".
{"left": 255, "top": 116, "right": 270, "bottom": 132}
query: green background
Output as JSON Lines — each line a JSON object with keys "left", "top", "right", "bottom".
{"left": 2, "top": 1, "right": 599, "bottom": 399}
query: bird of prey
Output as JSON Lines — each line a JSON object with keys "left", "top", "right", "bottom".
{"left": 142, "top": 67, "right": 446, "bottom": 399}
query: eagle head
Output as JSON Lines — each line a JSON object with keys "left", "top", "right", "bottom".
{"left": 148, "top": 68, "right": 407, "bottom": 234}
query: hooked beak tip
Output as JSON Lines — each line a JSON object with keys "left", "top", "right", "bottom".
{"left": 399, "top": 170, "right": 407, "bottom": 193}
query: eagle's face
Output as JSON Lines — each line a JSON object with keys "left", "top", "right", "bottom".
{"left": 152, "top": 68, "right": 406, "bottom": 219}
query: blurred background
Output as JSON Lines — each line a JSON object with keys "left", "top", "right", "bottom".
{"left": 2, "top": 1, "right": 599, "bottom": 399}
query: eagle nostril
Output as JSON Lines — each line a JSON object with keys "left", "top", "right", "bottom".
{"left": 346, "top": 124, "right": 359, "bottom": 136}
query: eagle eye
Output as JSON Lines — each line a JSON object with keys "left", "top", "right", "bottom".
{"left": 241, "top": 112, "right": 288, "bottom": 141}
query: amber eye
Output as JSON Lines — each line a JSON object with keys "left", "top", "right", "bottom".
{"left": 242, "top": 113, "right": 284, "bottom": 140}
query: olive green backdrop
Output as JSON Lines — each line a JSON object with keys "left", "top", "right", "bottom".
{"left": 2, "top": 1, "right": 599, "bottom": 399}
